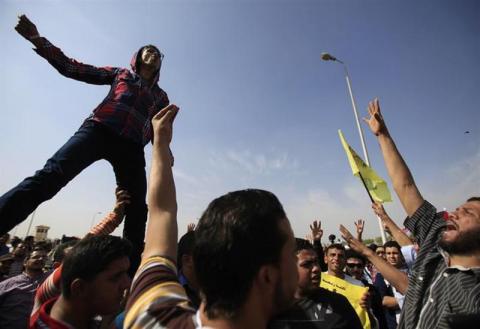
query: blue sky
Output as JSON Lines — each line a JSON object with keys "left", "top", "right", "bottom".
{"left": 1, "top": 0, "right": 479, "bottom": 241}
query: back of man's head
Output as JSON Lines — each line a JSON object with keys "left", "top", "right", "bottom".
{"left": 61, "top": 235, "right": 132, "bottom": 299}
{"left": 52, "top": 240, "right": 79, "bottom": 267}
{"left": 177, "top": 231, "right": 195, "bottom": 271}
{"left": 194, "top": 189, "right": 292, "bottom": 319}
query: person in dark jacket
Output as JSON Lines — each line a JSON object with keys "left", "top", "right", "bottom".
{"left": 0, "top": 15, "right": 170, "bottom": 274}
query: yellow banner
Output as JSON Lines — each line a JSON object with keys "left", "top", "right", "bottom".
{"left": 338, "top": 130, "right": 392, "bottom": 203}
{"left": 320, "top": 272, "right": 371, "bottom": 329}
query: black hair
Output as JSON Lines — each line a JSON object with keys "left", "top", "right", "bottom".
{"left": 177, "top": 231, "right": 195, "bottom": 270}
{"left": 193, "top": 189, "right": 288, "bottom": 319}
{"left": 345, "top": 249, "right": 366, "bottom": 265}
{"left": 61, "top": 235, "right": 131, "bottom": 299}
{"left": 325, "top": 243, "right": 345, "bottom": 254}
{"left": 52, "top": 240, "right": 79, "bottom": 264}
{"left": 368, "top": 243, "right": 378, "bottom": 252}
{"left": 467, "top": 197, "right": 480, "bottom": 202}
{"left": 295, "top": 238, "right": 314, "bottom": 253}
{"left": 135, "top": 44, "right": 162, "bottom": 72}
{"left": 383, "top": 240, "right": 401, "bottom": 250}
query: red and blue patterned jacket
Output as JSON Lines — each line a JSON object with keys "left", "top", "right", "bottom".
{"left": 33, "top": 38, "right": 169, "bottom": 146}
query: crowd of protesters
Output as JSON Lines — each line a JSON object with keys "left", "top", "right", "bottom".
{"left": 1, "top": 99, "right": 478, "bottom": 329}
{"left": 1, "top": 13, "right": 479, "bottom": 329}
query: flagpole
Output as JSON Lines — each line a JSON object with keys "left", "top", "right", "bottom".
{"left": 322, "top": 53, "right": 387, "bottom": 243}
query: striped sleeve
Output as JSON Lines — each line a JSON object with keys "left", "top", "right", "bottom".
{"left": 124, "top": 256, "right": 196, "bottom": 329}
{"left": 403, "top": 200, "right": 444, "bottom": 247}
{"left": 89, "top": 211, "right": 122, "bottom": 236}
{"left": 30, "top": 265, "right": 62, "bottom": 318}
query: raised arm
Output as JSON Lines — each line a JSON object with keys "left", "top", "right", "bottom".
{"left": 31, "top": 188, "right": 130, "bottom": 322}
{"left": 363, "top": 98, "right": 424, "bottom": 217}
{"left": 88, "top": 188, "right": 130, "bottom": 236}
{"left": 310, "top": 220, "right": 328, "bottom": 271}
{"left": 340, "top": 225, "right": 409, "bottom": 294}
{"left": 142, "top": 104, "right": 179, "bottom": 261}
{"left": 354, "top": 219, "right": 365, "bottom": 242}
{"left": 371, "top": 202, "right": 413, "bottom": 247}
{"left": 15, "top": 14, "right": 118, "bottom": 85}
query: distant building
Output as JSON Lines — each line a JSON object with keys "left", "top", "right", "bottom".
{"left": 35, "top": 225, "right": 50, "bottom": 241}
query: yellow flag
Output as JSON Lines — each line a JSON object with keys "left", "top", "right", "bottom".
{"left": 338, "top": 130, "right": 392, "bottom": 203}
{"left": 320, "top": 272, "right": 371, "bottom": 329}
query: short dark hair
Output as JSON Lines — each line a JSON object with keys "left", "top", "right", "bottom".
{"left": 295, "top": 238, "right": 314, "bottom": 253}
{"left": 194, "top": 189, "right": 288, "bottom": 319}
{"left": 177, "top": 231, "right": 195, "bottom": 270}
{"left": 384, "top": 240, "right": 401, "bottom": 251}
{"left": 325, "top": 243, "right": 345, "bottom": 254}
{"left": 467, "top": 197, "right": 480, "bottom": 203}
{"left": 345, "top": 249, "right": 366, "bottom": 265}
{"left": 53, "top": 240, "right": 79, "bottom": 264}
{"left": 61, "top": 235, "right": 131, "bottom": 298}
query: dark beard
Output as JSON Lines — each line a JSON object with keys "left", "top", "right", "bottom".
{"left": 439, "top": 226, "right": 480, "bottom": 255}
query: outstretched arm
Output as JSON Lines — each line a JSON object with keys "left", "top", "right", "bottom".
{"left": 372, "top": 202, "right": 413, "bottom": 247}
{"left": 340, "top": 225, "right": 409, "bottom": 294}
{"left": 363, "top": 99, "right": 423, "bottom": 217}
{"left": 142, "top": 104, "right": 179, "bottom": 261}
{"left": 15, "top": 14, "right": 118, "bottom": 85}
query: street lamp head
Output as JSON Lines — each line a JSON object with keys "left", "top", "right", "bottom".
{"left": 321, "top": 52, "right": 337, "bottom": 61}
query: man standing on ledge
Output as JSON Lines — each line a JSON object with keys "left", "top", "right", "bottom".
{"left": 0, "top": 15, "right": 170, "bottom": 274}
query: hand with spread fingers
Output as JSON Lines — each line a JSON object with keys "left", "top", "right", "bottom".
{"left": 339, "top": 225, "right": 371, "bottom": 257}
{"left": 309, "top": 220, "right": 323, "bottom": 242}
{"left": 362, "top": 98, "right": 388, "bottom": 137}
{"left": 354, "top": 219, "right": 365, "bottom": 241}
{"left": 187, "top": 223, "right": 196, "bottom": 232}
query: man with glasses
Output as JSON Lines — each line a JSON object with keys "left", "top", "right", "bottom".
{"left": 0, "top": 15, "right": 169, "bottom": 274}
{"left": 345, "top": 250, "right": 389, "bottom": 329}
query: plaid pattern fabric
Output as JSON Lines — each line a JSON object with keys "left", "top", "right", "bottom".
{"left": 33, "top": 37, "right": 169, "bottom": 146}
{"left": 398, "top": 201, "right": 480, "bottom": 329}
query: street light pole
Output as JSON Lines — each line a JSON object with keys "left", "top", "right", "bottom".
{"left": 321, "top": 52, "right": 387, "bottom": 243}
{"left": 321, "top": 53, "right": 370, "bottom": 165}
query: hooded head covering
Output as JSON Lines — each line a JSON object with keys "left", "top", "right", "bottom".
{"left": 130, "top": 44, "right": 163, "bottom": 87}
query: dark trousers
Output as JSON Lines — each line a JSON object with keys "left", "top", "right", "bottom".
{"left": 0, "top": 121, "right": 147, "bottom": 274}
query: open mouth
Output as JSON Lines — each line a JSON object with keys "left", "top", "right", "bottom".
{"left": 445, "top": 221, "right": 458, "bottom": 232}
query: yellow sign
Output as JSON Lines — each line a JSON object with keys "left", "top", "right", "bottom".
{"left": 338, "top": 130, "right": 392, "bottom": 203}
{"left": 320, "top": 272, "right": 371, "bottom": 329}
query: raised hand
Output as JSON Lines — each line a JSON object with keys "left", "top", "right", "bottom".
{"left": 362, "top": 98, "right": 388, "bottom": 136}
{"left": 339, "top": 225, "right": 369, "bottom": 256}
{"left": 187, "top": 223, "right": 196, "bottom": 232}
{"left": 113, "top": 188, "right": 131, "bottom": 217}
{"left": 309, "top": 220, "right": 323, "bottom": 241}
{"left": 151, "top": 104, "right": 179, "bottom": 146}
{"left": 354, "top": 219, "right": 365, "bottom": 237}
{"left": 15, "top": 14, "right": 40, "bottom": 41}
{"left": 372, "top": 202, "right": 389, "bottom": 220}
